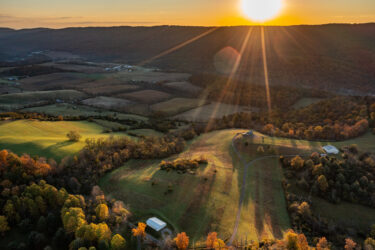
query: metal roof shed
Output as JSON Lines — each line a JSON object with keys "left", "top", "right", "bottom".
{"left": 322, "top": 145, "right": 339, "bottom": 154}
{"left": 146, "top": 217, "right": 167, "bottom": 232}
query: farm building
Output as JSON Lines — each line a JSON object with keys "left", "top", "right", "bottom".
{"left": 322, "top": 145, "right": 339, "bottom": 154}
{"left": 242, "top": 130, "right": 254, "bottom": 137}
{"left": 146, "top": 217, "right": 167, "bottom": 232}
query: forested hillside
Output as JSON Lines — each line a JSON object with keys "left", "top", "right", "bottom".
{"left": 1, "top": 24, "right": 375, "bottom": 94}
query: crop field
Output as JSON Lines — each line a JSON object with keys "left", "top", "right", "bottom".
{"left": 82, "top": 96, "right": 133, "bottom": 110}
{"left": 0, "top": 90, "right": 87, "bottom": 110}
{"left": 0, "top": 86, "right": 21, "bottom": 94}
{"left": 0, "top": 120, "right": 128, "bottom": 160}
{"left": 82, "top": 84, "right": 140, "bottom": 95}
{"left": 19, "top": 72, "right": 95, "bottom": 91}
{"left": 42, "top": 61, "right": 106, "bottom": 73}
{"left": 117, "top": 89, "right": 171, "bottom": 104}
{"left": 162, "top": 81, "right": 203, "bottom": 96}
{"left": 174, "top": 102, "right": 255, "bottom": 122}
{"left": 100, "top": 129, "right": 292, "bottom": 242}
{"left": 112, "top": 71, "right": 190, "bottom": 83}
{"left": 292, "top": 97, "right": 324, "bottom": 109}
{"left": 151, "top": 98, "right": 205, "bottom": 116}
{"left": 22, "top": 103, "right": 148, "bottom": 122}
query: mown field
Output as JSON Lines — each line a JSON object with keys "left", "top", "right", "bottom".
{"left": 100, "top": 129, "right": 294, "bottom": 243}
{"left": 0, "top": 120, "right": 128, "bottom": 161}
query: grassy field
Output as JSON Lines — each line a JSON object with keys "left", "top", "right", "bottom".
{"left": 117, "top": 90, "right": 171, "bottom": 104}
{"left": 0, "top": 90, "right": 87, "bottom": 110}
{"left": 127, "top": 129, "right": 164, "bottom": 137}
{"left": 174, "top": 102, "right": 255, "bottom": 122}
{"left": 0, "top": 120, "right": 128, "bottom": 161}
{"left": 111, "top": 70, "right": 190, "bottom": 83}
{"left": 22, "top": 103, "right": 148, "bottom": 122}
{"left": 289, "top": 181, "right": 375, "bottom": 234}
{"left": 241, "top": 131, "right": 375, "bottom": 235}
{"left": 19, "top": 72, "right": 97, "bottom": 91}
{"left": 151, "top": 98, "right": 206, "bottom": 116}
{"left": 292, "top": 97, "right": 324, "bottom": 109}
{"left": 240, "top": 130, "right": 375, "bottom": 153}
{"left": 100, "top": 129, "right": 292, "bottom": 242}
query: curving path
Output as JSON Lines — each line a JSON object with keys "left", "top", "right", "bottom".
{"left": 228, "top": 134, "right": 308, "bottom": 245}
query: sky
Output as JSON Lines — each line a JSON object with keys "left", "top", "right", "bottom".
{"left": 1, "top": 0, "right": 375, "bottom": 29}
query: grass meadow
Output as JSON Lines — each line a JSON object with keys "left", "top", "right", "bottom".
{"left": 100, "top": 129, "right": 292, "bottom": 243}
{"left": 0, "top": 120, "right": 128, "bottom": 161}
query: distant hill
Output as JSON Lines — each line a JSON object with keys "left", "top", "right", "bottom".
{"left": 0, "top": 24, "right": 375, "bottom": 94}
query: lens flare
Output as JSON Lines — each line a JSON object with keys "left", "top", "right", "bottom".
{"left": 241, "top": 0, "right": 283, "bottom": 22}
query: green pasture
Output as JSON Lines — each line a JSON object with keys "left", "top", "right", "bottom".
{"left": 0, "top": 120, "right": 128, "bottom": 161}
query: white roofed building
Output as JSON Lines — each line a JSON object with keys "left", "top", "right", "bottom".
{"left": 146, "top": 217, "right": 167, "bottom": 232}
{"left": 322, "top": 145, "right": 339, "bottom": 154}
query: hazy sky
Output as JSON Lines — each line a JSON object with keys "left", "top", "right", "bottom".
{"left": 1, "top": 0, "right": 375, "bottom": 29}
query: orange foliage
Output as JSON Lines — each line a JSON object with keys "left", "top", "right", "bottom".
{"left": 344, "top": 238, "right": 357, "bottom": 250}
{"left": 206, "top": 232, "right": 218, "bottom": 249}
{"left": 174, "top": 232, "right": 189, "bottom": 250}
{"left": 316, "top": 237, "right": 329, "bottom": 250}
{"left": 206, "top": 232, "right": 228, "bottom": 249}
{"left": 297, "top": 234, "right": 309, "bottom": 250}
{"left": 132, "top": 222, "right": 146, "bottom": 238}
{"left": 20, "top": 155, "right": 52, "bottom": 176}
{"left": 0, "top": 150, "right": 8, "bottom": 172}
{"left": 0, "top": 150, "right": 8, "bottom": 164}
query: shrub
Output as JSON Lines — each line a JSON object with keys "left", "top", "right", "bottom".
{"left": 66, "top": 131, "right": 82, "bottom": 142}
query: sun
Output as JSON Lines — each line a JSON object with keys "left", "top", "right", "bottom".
{"left": 241, "top": 0, "right": 283, "bottom": 22}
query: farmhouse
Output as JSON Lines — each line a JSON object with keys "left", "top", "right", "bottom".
{"left": 146, "top": 217, "right": 167, "bottom": 232}
{"left": 322, "top": 145, "right": 339, "bottom": 154}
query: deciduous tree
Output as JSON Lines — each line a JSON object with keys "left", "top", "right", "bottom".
{"left": 132, "top": 222, "right": 146, "bottom": 238}
{"left": 174, "top": 232, "right": 189, "bottom": 250}
{"left": 111, "top": 234, "right": 126, "bottom": 250}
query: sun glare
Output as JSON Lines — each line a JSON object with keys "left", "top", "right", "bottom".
{"left": 241, "top": 0, "right": 283, "bottom": 22}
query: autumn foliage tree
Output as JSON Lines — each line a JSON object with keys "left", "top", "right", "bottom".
{"left": 344, "top": 238, "right": 357, "bottom": 250}
{"left": 95, "top": 203, "right": 109, "bottom": 221}
{"left": 111, "top": 234, "right": 126, "bottom": 250}
{"left": 316, "top": 237, "right": 330, "bottom": 250}
{"left": 132, "top": 222, "right": 146, "bottom": 238}
{"left": 206, "top": 232, "right": 226, "bottom": 249}
{"left": 174, "top": 232, "right": 189, "bottom": 250}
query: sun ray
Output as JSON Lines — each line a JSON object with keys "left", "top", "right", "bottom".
{"left": 137, "top": 27, "right": 219, "bottom": 67}
{"left": 205, "top": 27, "right": 253, "bottom": 131}
{"left": 261, "top": 26, "right": 272, "bottom": 113}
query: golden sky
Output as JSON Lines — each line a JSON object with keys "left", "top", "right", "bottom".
{"left": 1, "top": 0, "right": 374, "bottom": 29}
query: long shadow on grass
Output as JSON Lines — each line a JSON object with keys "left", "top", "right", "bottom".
{"left": 0, "top": 141, "right": 69, "bottom": 161}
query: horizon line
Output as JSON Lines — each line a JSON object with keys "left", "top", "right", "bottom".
{"left": 1, "top": 22, "right": 375, "bottom": 31}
